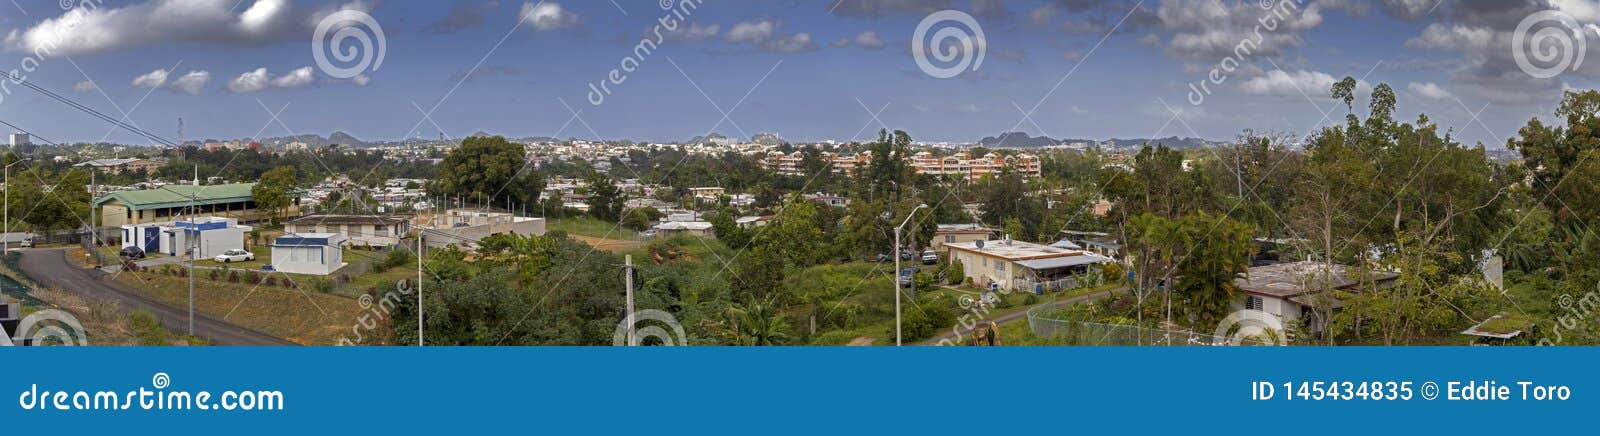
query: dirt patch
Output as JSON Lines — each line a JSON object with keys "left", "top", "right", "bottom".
{"left": 113, "top": 272, "right": 364, "bottom": 346}
{"left": 571, "top": 235, "right": 644, "bottom": 253}
{"left": 846, "top": 336, "right": 875, "bottom": 346}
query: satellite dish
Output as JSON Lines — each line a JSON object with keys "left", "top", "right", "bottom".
{"left": 975, "top": 240, "right": 985, "bottom": 249}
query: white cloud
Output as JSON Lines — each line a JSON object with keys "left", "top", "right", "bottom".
{"left": 1407, "top": 81, "right": 1454, "bottom": 100}
{"left": 1239, "top": 69, "right": 1361, "bottom": 98}
{"left": 169, "top": 70, "right": 211, "bottom": 95}
{"left": 271, "top": 66, "right": 316, "bottom": 88}
{"left": 662, "top": 23, "right": 719, "bottom": 42}
{"left": 350, "top": 74, "right": 371, "bottom": 86}
{"left": 853, "top": 31, "right": 885, "bottom": 49}
{"left": 1157, "top": 0, "right": 1325, "bottom": 61}
{"left": 4, "top": 0, "right": 374, "bottom": 57}
{"left": 520, "top": 2, "right": 579, "bottom": 31}
{"left": 131, "top": 69, "right": 170, "bottom": 88}
{"left": 229, "top": 68, "right": 271, "bottom": 93}
{"left": 764, "top": 33, "right": 817, "bottom": 53}
{"left": 726, "top": 19, "right": 776, "bottom": 44}
{"left": 73, "top": 80, "right": 96, "bottom": 92}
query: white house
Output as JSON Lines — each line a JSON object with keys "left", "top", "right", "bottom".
{"left": 284, "top": 214, "right": 410, "bottom": 248}
{"left": 1233, "top": 261, "right": 1399, "bottom": 334}
{"left": 270, "top": 233, "right": 346, "bottom": 276}
{"left": 120, "top": 217, "right": 250, "bottom": 258}
{"left": 945, "top": 238, "right": 1111, "bottom": 293}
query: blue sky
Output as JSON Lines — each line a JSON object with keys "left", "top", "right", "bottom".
{"left": 1, "top": 0, "right": 1596, "bottom": 147}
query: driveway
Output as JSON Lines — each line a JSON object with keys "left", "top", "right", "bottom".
{"left": 17, "top": 249, "right": 294, "bottom": 346}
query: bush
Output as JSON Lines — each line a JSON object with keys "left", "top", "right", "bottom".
{"left": 372, "top": 249, "right": 415, "bottom": 273}
{"left": 898, "top": 297, "right": 957, "bottom": 342}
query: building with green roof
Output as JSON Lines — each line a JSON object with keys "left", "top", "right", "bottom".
{"left": 93, "top": 183, "right": 293, "bottom": 228}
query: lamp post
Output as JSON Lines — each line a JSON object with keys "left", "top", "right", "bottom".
{"left": 893, "top": 203, "right": 929, "bottom": 346}
{"left": 4, "top": 158, "right": 32, "bottom": 252}
{"left": 159, "top": 185, "right": 199, "bottom": 336}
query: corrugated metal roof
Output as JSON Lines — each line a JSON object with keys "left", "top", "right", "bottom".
{"left": 93, "top": 183, "right": 256, "bottom": 211}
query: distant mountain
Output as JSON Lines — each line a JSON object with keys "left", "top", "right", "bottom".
{"left": 979, "top": 132, "right": 1058, "bottom": 148}
{"left": 752, "top": 132, "right": 784, "bottom": 145}
{"left": 253, "top": 132, "right": 372, "bottom": 148}
{"left": 976, "top": 132, "right": 1224, "bottom": 149}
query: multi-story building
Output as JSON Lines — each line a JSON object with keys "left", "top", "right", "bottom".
{"left": 910, "top": 151, "right": 1042, "bottom": 183}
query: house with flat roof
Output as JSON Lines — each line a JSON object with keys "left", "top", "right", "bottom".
{"left": 419, "top": 209, "right": 545, "bottom": 250}
{"left": 945, "top": 238, "right": 1112, "bottom": 293}
{"left": 271, "top": 233, "right": 346, "bottom": 276}
{"left": 75, "top": 158, "right": 162, "bottom": 175}
{"left": 934, "top": 224, "right": 993, "bottom": 252}
{"left": 285, "top": 215, "right": 410, "bottom": 248}
{"left": 1233, "top": 261, "right": 1399, "bottom": 334}
{"left": 93, "top": 183, "right": 296, "bottom": 228}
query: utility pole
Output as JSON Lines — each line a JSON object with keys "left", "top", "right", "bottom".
{"left": 417, "top": 231, "right": 424, "bottom": 347}
{"left": 624, "top": 254, "right": 635, "bottom": 346}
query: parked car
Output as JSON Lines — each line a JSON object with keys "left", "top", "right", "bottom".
{"left": 119, "top": 246, "right": 146, "bottom": 260}
{"left": 18, "top": 237, "right": 32, "bottom": 248}
{"left": 213, "top": 249, "right": 255, "bottom": 263}
{"left": 920, "top": 250, "right": 938, "bottom": 265}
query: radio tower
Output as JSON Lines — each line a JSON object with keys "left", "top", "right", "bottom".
{"left": 177, "top": 117, "right": 185, "bottom": 148}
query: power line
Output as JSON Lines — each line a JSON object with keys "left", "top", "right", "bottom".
{"left": 0, "top": 119, "right": 57, "bottom": 146}
{"left": 0, "top": 71, "right": 180, "bottom": 147}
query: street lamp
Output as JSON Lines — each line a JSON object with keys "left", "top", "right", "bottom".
{"left": 159, "top": 185, "right": 200, "bottom": 336}
{"left": 893, "top": 203, "right": 929, "bottom": 346}
{"left": 4, "top": 158, "right": 33, "bottom": 252}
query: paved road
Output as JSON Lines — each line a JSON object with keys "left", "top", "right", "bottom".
{"left": 919, "top": 287, "right": 1122, "bottom": 346}
{"left": 17, "top": 249, "right": 294, "bottom": 346}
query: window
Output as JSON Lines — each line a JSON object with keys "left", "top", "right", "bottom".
{"left": 945, "top": 235, "right": 957, "bottom": 243}
{"left": 1246, "top": 295, "right": 1264, "bottom": 311}
{"left": 995, "top": 262, "right": 1006, "bottom": 272}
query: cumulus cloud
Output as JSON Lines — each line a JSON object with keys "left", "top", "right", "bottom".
{"left": 852, "top": 31, "right": 886, "bottom": 49}
{"left": 272, "top": 66, "right": 316, "bottom": 88}
{"left": 726, "top": 19, "right": 776, "bottom": 44}
{"left": 520, "top": 2, "right": 579, "bottom": 31}
{"left": 131, "top": 69, "right": 170, "bottom": 88}
{"left": 661, "top": 23, "right": 720, "bottom": 42}
{"left": 169, "top": 70, "right": 211, "bottom": 95}
{"left": 1407, "top": 81, "right": 1455, "bottom": 100}
{"left": 4, "top": 0, "right": 374, "bottom": 57}
{"left": 73, "top": 80, "right": 97, "bottom": 93}
{"left": 764, "top": 33, "right": 818, "bottom": 53}
{"left": 1239, "top": 69, "right": 1362, "bottom": 98}
{"left": 1399, "top": 0, "right": 1590, "bottom": 104}
{"left": 229, "top": 68, "right": 271, "bottom": 93}
{"left": 1158, "top": 0, "right": 1326, "bottom": 61}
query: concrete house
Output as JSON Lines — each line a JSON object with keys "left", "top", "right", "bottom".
{"left": 120, "top": 217, "right": 250, "bottom": 258}
{"left": 946, "top": 238, "right": 1112, "bottom": 293}
{"left": 285, "top": 215, "right": 410, "bottom": 248}
{"left": 1233, "top": 261, "right": 1399, "bottom": 334}
{"left": 420, "top": 209, "right": 546, "bottom": 249}
{"left": 271, "top": 233, "right": 346, "bottom": 276}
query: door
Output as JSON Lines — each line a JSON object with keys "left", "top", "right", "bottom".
{"left": 142, "top": 227, "right": 160, "bottom": 253}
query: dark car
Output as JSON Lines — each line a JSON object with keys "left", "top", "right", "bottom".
{"left": 119, "top": 246, "right": 146, "bottom": 260}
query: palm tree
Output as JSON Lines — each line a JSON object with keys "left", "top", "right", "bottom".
{"left": 718, "top": 297, "right": 792, "bottom": 346}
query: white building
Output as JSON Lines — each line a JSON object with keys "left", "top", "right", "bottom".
{"left": 8, "top": 132, "right": 28, "bottom": 148}
{"left": 120, "top": 217, "right": 251, "bottom": 259}
{"left": 420, "top": 209, "right": 546, "bottom": 249}
{"left": 945, "top": 238, "right": 1112, "bottom": 293}
{"left": 284, "top": 215, "right": 410, "bottom": 248}
{"left": 1233, "top": 261, "right": 1399, "bottom": 334}
{"left": 270, "top": 233, "right": 346, "bottom": 276}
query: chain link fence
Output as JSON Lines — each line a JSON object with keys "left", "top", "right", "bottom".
{"left": 1027, "top": 305, "right": 1229, "bottom": 346}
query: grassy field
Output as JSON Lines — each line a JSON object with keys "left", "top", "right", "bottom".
{"left": 547, "top": 217, "right": 640, "bottom": 240}
{"left": 114, "top": 271, "right": 365, "bottom": 345}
